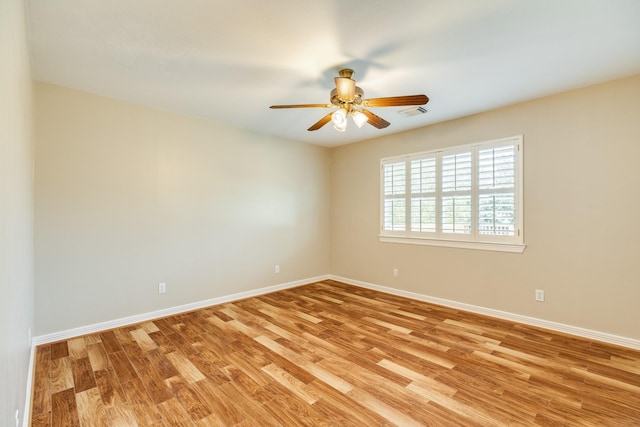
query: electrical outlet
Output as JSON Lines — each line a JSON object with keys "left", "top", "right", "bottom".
{"left": 275, "top": 264, "right": 280, "bottom": 273}
{"left": 535, "top": 289, "right": 545, "bottom": 302}
{"left": 15, "top": 409, "right": 20, "bottom": 427}
{"left": 393, "top": 268, "right": 399, "bottom": 278}
{"left": 158, "top": 282, "right": 166, "bottom": 294}
{"left": 28, "top": 327, "right": 31, "bottom": 343}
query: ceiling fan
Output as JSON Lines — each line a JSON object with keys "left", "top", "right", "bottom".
{"left": 270, "top": 69, "right": 429, "bottom": 132}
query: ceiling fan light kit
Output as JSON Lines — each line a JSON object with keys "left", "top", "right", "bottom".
{"left": 331, "top": 107, "right": 368, "bottom": 132}
{"left": 270, "top": 68, "right": 429, "bottom": 132}
{"left": 332, "top": 109, "right": 347, "bottom": 132}
{"left": 352, "top": 110, "right": 368, "bottom": 128}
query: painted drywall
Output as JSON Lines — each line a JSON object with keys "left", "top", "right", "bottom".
{"left": 330, "top": 74, "right": 640, "bottom": 340}
{"left": 0, "top": 0, "right": 35, "bottom": 425}
{"left": 33, "top": 70, "right": 640, "bottom": 343}
{"left": 34, "top": 83, "right": 330, "bottom": 335}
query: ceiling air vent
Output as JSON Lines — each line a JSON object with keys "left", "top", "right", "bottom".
{"left": 399, "top": 106, "right": 429, "bottom": 117}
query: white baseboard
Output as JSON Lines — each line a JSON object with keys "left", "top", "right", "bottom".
{"left": 33, "top": 272, "right": 640, "bottom": 351}
{"left": 329, "top": 275, "right": 640, "bottom": 351}
{"left": 33, "top": 275, "right": 330, "bottom": 345}
{"left": 23, "top": 339, "right": 35, "bottom": 427}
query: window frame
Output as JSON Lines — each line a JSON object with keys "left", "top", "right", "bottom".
{"left": 379, "top": 135, "right": 525, "bottom": 253}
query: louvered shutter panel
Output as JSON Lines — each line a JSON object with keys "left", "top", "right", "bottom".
{"left": 478, "top": 144, "right": 516, "bottom": 237}
{"left": 383, "top": 161, "right": 406, "bottom": 231}
{"left": 442, "top": 152, "right": 472, "bottom": 235}
{"left": 410, "top": 157, "right": 437, "bottom": 232}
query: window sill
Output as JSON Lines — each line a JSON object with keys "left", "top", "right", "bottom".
{"left": 379, "top": 235, "right": 526, "bottom": 253}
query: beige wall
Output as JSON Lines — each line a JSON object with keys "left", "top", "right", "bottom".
{"left": 330, "top": 74, "right": 640, "bottom": 340}
{"left": 0, "top": 0, "right": 34, "bottom": 424}
{"left": 34, "top": 74, "right": 640, "bottom": 342}
{"left": 35, "top": 83, "right": 330, "bottom": 335}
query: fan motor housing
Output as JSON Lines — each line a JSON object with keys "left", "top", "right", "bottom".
{"left": 330, "top": 87, "right": 364, "bottom": 106}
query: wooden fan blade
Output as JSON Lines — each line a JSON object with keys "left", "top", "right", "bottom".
{"left": 270, "top": 104, "right": 331, "bottom": 109}
{"left": 362, "top": 94, "right": 428, "bottom": 108}
{"left": 360, "top": 109, "right": 390, "bottom": 129}
{"left": 308, "top": 112, "right": 334, "bottom": 131}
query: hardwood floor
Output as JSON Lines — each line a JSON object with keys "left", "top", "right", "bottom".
{"left": 30, "top": 280, "right": 640, "bottom": 426}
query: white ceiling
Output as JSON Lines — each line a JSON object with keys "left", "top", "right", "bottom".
{"left": 26, "top": 0, "right": 640, "bottom": 147}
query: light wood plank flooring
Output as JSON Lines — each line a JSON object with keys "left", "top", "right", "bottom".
{"left": 30, "top": 280, "right": 640, "bottom": 426}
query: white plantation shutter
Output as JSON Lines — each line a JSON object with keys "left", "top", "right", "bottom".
{"left": 383, "top": 161, "right": 407, "bottom": 231}
{"left": 442, "top": 196, "right": 472, "bottom": 235}
{"left": 380, "top": 136, "right": 524, "bottom": 252}
{"left": 478, "top": 143, "right": 517, "bottom": 238}
{"left": 442, "top": 152, "right": 472, "bottom": 192}
{"left": 410, "top": 157, "right": 437, "bottom": 233}
{"left": 442, "top": 152, "right": 472, "bottom": 236}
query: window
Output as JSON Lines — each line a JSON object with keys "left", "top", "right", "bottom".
{"left": 380, "top": 135, "right": 524, "bottom": 253}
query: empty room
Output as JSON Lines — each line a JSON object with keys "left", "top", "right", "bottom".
{"left": 2, "top": 0, "right": 640, "bottom": 425}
